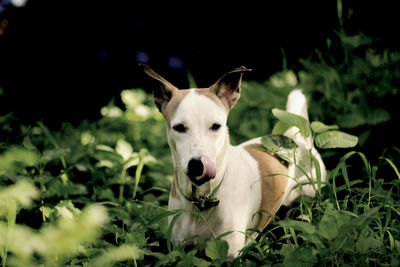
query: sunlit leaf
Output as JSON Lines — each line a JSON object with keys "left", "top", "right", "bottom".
{"left": 80, "top": 131, "right": 96, "bottom": 145}
{"left": 310, "top": 121, "right": 339, "bottom": 134}
{"left": 261, "top": 134, "right": 298, "bottom": 161}
{"left": 0, "top": 147, "right": 39, "bottom": 173}
{"left": 272, "top": 108, "right": 311, "bottom": 137}
{"left": 116, "top": 139, "right": 133, "bottom": 162}
{"left": 100, "top": 106, "right": 123, "bottom": 118}
{"left": 0, "top": 180, "right": 39, "bottom": 211}
{"left": 315, "top": 130, "right": 358, "bottom": 149}
{"left": 89, "top": 244, "right": 144, "bottom": 267}
{"left": 272, "top": 121, "right": 291, "bottom": 135}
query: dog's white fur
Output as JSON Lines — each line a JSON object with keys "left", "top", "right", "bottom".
{"left": 142, "top": 64, "right": 326, "bottom": 259}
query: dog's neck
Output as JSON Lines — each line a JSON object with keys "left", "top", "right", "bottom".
{"left": 169, "top": 130, "right": 230, "bottom": 201}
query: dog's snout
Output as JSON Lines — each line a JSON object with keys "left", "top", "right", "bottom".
{"left": 188, "top": 158, "right": 204, "bottom": 179}
{"left": 187, "top": 156, "right": 217, "bottom": 186}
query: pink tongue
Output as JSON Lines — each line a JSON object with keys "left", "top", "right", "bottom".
{"left": 196, "top": 155, "right": 216, "bottom": 181}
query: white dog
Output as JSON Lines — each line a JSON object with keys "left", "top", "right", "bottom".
{"left": 141, "top": 64, "right": 326, "bottom": 259}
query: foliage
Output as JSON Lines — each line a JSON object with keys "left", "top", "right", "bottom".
{"left": 0, "top": 21, "right": 399, "bottom": 267}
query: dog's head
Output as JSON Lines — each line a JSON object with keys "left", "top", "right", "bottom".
{"left": 141, "top": 64, "right": 251, "bottom": 186}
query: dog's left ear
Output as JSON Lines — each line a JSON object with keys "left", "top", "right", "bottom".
{"left": 210, "top": 66, "right": 252, "bottom": 109}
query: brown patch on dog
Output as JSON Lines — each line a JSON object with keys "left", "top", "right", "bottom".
{"left": 163, "top": 88, "right": 229, "bottom": 127}
{"left": 171, "top": 169, "right": 178, "bottom": 198}
{"left": 163, "top": 89, "right": 190, "bottom": 127}
{"left": 209, "top": 66, "right": 251, "bottom": 110}
{"left": 245, "top": 144, "right": 288, "bottom": 231}
{"left": 194, "top": 88, "right": 230, "bottom": 113}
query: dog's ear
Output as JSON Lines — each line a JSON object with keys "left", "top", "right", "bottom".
{"left": 210, "top": 66, "right": 251, "bottom": 109}
{"left": 140, "top": 63, "right": 178, "bottom": 113}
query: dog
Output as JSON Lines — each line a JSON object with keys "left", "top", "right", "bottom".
{"left": 141, "top": 64, "right": 326, "bottom": 259}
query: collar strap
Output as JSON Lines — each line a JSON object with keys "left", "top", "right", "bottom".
{"left": 176, "top": 177, "right": 223, "bottom": 211}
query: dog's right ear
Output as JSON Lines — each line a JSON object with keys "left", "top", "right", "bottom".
{"left": 210, "top": 66, "right": 251, "bottom": 110}
{"left": 140, "top": 63, "right": 178, "bottom": 113}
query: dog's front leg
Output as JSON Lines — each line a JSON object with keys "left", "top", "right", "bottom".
{"left": 223, "top": 231, "right": 246, "bottom": 259}
{"left": 216, "top": 215, "right": 249, "bottom": 260}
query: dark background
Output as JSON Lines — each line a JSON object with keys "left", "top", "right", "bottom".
{"left": 0, "top": 1, "right": 398, "bottom": 126}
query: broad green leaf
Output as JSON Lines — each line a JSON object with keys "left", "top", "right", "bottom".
{"left": 155, "top": 250, "right": 180, "bottom": 266}
{"left": 95, "top": 144, "right": 115, "bottom": 152}
{"left": 367, "top": 108, "right": 391, "bottom": 125}
{"left": 278, "top": 219, "right": 316, "bottom": 235}
{"left": 283, "top": 246, "right": 317, "bottom": 267}
{"left": 80, "top": 131, "right": 96, "bottom": 145}
{"left": 0, "top": 180, "right": 39, "bottom": 210}
{"left": 339, "top": 111, "right": 366, "bottom": 128}
{"left": 89, "top": 244, "right": 144, "bottom": 267}
{"left": 0, "top": 147, "right": 39, "bottom": 173}
{"left": 318, "top": 204, "right": 343, "bottom": 241}
{"left": 205, "top": 239, "right": 229, "bottom": 262}
{"left": 41, "top": 148, "right": 70, "bottom": 163}
{"left": 100, "top": 105, "right": 123, "bottom": 118}
{"left": 116, "top": 139, "right": 134, "bottom": 161}
{"left": 272, "top": 121, "right": 291, "bottom": 135}
{"left": 356, "top": 236, "right": 382, "bottom": 254}
{"left": 332, "top": 207, "right": 380, "bottom": 252}
{"left": 261, "top": 134, "right": 298, "bottom": 161}
{"left": 23, "top": 136, "right": 38, "bottom": 151}
{"left": 310, "top": 121, "right": 339, "bottom": 134}
{"left": 96, "top": 145, "right": 123, "bottom": 162}
{"left": 121, "top": 89, "right": 147, "bottom": 109}
{"left": 272, "top": 108, "right": 311, "bottom": 137}
{"left": 315, "top": 130, "right": 358, "bottom": 149}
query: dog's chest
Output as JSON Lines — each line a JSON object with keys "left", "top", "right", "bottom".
{"left": 169, "top": 145, "right": 264, "bottom": 243}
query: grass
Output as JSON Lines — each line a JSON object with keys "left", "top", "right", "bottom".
{"left": 0, "top": 18, "right": 400, "bottom": 266}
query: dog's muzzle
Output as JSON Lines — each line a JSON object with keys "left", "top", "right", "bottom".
{"left": 187, "top": 155, "right": 216, "bottom": 186}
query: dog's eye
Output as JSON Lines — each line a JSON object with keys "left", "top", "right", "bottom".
{"left": 210, "top": 123, "right": 221, "bottom": 131}
{"left": 173, "top": 123, "right": 187, "bottom": 133}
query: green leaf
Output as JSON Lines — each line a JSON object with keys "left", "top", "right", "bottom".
{"left": 315, "top": 130, "right": 358, "bottom": 149}
{"left": 167, "top": 212, "right": 183, "bottom": 253}
{"left": 261, "top": 134, "right": 298, "bottom": 161}
{"left": 272, "top": 121, "right": 291, "bottom": 135}
{"left": 367, "top": 108, "right": 391, "bottom": 125}
{"left": 356, "top": 236, "right": 382, "bottom": 254}
{"left": 283, "top": 246, "right": 318, "bottom": 267}
{"left": 0, "top": 147, "right": 39, "bottom": 173}
{"left": 37, "top": 121, "right": 60, "bottom": 149}
{"left": 23, "top": 136, "right": 38, "bottom": 151}
{"left": 332, "top": 207, "right": 380, "bottom": 252}
{"left": 310, "top": 121, "right": 339, "bottom": 134}
{"left": 89, "top": 244, "right": 144, "bottom": 267}
{"left": 116, "top": 139, "right": 134, "bottom": 162}
{"left": 205, "top": 239, "right": 229, "bottom": 262}
{"left": 380, "top": 157, "right": 400, "bottom": 180}
{"left": 339, "top": 111, "right": 366, "bottom": 128}
{"left": 41, "top": 148, "right": 71, "bottom": 163}
{"left": 278, "top": 219, "right": 316, "bottom": 235}
{"left": 272, "top": 108, "right": 311, "bottom": 137}
{"left": 318, "top": 204, "right": 345, "bottom": 241}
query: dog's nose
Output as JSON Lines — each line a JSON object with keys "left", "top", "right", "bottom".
{"left": 188, "top": 158, "right": 204, "bottom": 179}
{"left": 187, "top": 156, "right": 216, "bottom": 186}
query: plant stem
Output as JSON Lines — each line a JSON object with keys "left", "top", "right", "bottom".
{"left": 119, "top": 165, "right": 128, "bottom": 203}
{"left": 132, "top": 149, "right": 146, "bottom": 200}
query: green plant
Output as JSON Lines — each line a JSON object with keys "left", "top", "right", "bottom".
{"left": 0, "top": 6, "right": 399, "bottom": 264}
